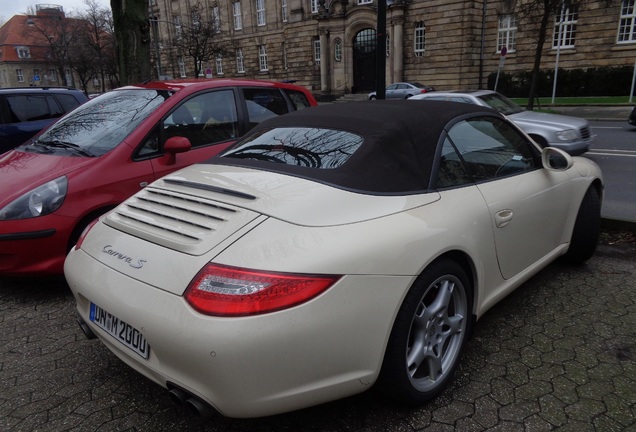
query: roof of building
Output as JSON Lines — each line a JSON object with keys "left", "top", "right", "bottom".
{"left": 0, "top": 8, "right": 81, "bottom": 63}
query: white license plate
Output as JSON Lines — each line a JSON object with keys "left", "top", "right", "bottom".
{"left": 89, "top": 303, "right": 150, "bottom": 359}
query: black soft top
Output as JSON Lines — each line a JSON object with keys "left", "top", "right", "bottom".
{"left": 215, "top": 100, "right": 500, "bottom": 194}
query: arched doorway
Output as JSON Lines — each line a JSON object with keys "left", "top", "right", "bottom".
{"left": 353, "top": 28, "right": 376, "bottom": 93}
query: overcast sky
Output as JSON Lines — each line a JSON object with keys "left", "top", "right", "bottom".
{"left": 1, "top": 0, "right": 111, "bottom": 24}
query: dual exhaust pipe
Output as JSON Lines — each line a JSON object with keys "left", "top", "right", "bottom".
{"left": 76, "top": 316, "right": 216, "bottom": 417}
{"left": 168, "top": 385, "right": 217, "bottom": 417}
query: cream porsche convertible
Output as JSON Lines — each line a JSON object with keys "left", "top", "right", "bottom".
{"left": 65, "top": 100, "right": 603, "bottom": 418}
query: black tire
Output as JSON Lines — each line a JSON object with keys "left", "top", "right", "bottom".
{"left": 377, "top": 259, "right": 473, "bottom": 405}
{"left": 562, "top": 186, "right": 601, "bottom": 264}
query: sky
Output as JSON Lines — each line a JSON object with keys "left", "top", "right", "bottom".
{"left": 1, "top": 0, "right": 111, "bottom": 24}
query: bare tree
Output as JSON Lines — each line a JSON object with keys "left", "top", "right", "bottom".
{"left": 74, "top": 0, "right": 117, "bottom": 92}
{"left": 518, "top": 0, "right": 615, "bottom": 110}
{"left": 110, "top": 0, "right": 151, "bottom": 85}
{"left": 169, "top": 3, "right": 235, "bottom": 78}
{"left": 27, "top": 12, "right": 81, "bottom": 86}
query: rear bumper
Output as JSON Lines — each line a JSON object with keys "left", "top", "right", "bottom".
{"left": 65, "top": 247, "right": 410, "bottom": 418}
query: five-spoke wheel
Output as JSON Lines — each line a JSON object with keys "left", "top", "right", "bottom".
{"left": 378, "top": 258, "right": 473, "bottom": 404}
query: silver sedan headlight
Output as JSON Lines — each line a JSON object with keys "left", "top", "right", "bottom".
{"left": 555, "top": 129, "right": 579, "bottom": 141}
{"left": 0, "top": 177, "right": 68, "bottom": 221}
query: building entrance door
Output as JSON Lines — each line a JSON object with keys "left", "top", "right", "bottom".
{"left": 353, "top": 28, "right": 377, "bottom": 93}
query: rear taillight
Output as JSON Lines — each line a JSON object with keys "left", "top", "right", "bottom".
{"left": 74, "top": 218, "right": 100, "bottom": 250}
{"left": 185, "top": 264, "right": 340, "bottom": 317}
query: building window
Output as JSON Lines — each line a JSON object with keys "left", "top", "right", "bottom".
{"left": 192, "top": 11, "right": 201, "bottom": 28}
{"left": 618, "top": 0, "right": 636, "bottom": 43}
{"left": 259, "top": 45, "right": 268, "bottom": 71}
{"left": 311, "top": 0, "right": 319, "bottom": 14}
{"left": 16, "top": 47, "right": 30, "bottom": 58}
{"left": 256, "top": 0, "right": 266, "bottom": 26}
{"left": 216, "top": 55, "right": 224, "bottom": 75}
{"left": 47, "top": 69, "right": 57, "bottom": 81}
{"left": 497, "top": 15, "right": 517, "bottom": 53}
{"left": 386, "top": 34, "right": 390, "bottom": 58}
{"left": 314, "top": 38, "right": 321, "bottom": 64}
{"left": 334, "top": 38, "right": 342, "bottom": 62}
{"left": 173, "top": 15, "right": 182, "bottom": 38}
{"left": 233, "top": 2, "right": 242, "bottom": 30}
{"left": 282, "top": 42, "right": 288, "bottom": 69}
{"left": 282, "top": 0, "right": 288, "bottom": 22}
{"left": 16, "top": 69, "right": 24, "bottom": 82}
{"left": 236, "top": 48, "right": 245, "bottom": 73}
{"left": 414, "top": 22, "right": 425, "bottom": 57}
{"left": 212, "top": 6, "right": 221, "bottom": 33}
{"left": 178, "top": 57, "right": 186, "bottom": 77}
{"left": 358, "top": 0, "right": 372, "bottom": 4}
{"left": 553, "top": 5, "right": 578, "bottom": 48}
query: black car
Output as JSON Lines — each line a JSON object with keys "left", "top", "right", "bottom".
{"left": 629, "top": 106, "right": 636, "bottom": 126}
{"left": 0, "top": 87, "right": 88, "bottom": 153}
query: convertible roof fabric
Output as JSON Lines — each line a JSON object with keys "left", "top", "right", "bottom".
{"left": 215, "top": 100, "right": 499, "bottom": 194}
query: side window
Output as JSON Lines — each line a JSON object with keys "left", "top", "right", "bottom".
{"left": 449, "top": 97, "right": 470, "bottom": 104}
{"left": 447, "top": 117, "right": 537, "bottom": 182}
{"left": 163, "top": 89, "right": 238, "bottom": 149}
{"left": 46, "top": 96, "right": 64, "bottom": 117}
{"left": 54, "top": 94, "right": 83, "bottom": 113}
{"left": 285, "top": 90, "right": 312, "bottom": 110}
{"left": 435, "top": 138, "right": 472, "bottom": 189}
{"left": 6, "top": 95, "right": 51, "bottom": 122}
{"left": 242, "top": 88, "right": 289, "bottom": 129}
{"left": 138, "top": 128, "right": 160, "bottom": 157}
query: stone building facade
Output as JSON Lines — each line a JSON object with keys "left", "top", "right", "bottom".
{"left": 148, "top": 0, "right": 636, "bottom": 96}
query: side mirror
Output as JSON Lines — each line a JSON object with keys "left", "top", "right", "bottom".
{"left": 164, "top": 136, "right": 191, "bottom": 165}
{"left": 541, "top": 146, "right": 573, "bottom": 171}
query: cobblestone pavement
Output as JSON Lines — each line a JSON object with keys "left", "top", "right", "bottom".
{"left": 1, "top": 236, "right": 635, "bottom": 432}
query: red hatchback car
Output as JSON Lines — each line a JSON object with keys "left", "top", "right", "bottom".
{"left": 0, "top": 79, "right": 317, "bottom": 277}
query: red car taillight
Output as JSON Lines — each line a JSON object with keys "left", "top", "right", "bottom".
{"left": 74, "top": 218, "right": 100, "bottom": 250}
{"left": 185, "top": 264, "right": 341, "bottom": 317}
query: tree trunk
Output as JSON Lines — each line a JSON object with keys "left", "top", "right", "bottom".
{"left": 111, "top": 0, "right": 151, "bottom": 85}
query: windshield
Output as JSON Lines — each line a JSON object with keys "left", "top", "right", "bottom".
{"left": 31, "top": 89, "right": 172, "bottom": 157}
{"left": 477, "top": 93, "right": 523, "bottom": 115}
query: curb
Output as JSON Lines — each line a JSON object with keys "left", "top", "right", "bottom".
{"left": 601, "top": 218, "right": 636, "bottom": 232}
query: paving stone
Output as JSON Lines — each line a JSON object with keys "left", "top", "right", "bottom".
{"left": 1, "top": 240, "right": 634, "bottom": 431}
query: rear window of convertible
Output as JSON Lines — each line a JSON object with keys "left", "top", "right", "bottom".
{"left": 222, "top": 127, "right": 363, "bottom": 169}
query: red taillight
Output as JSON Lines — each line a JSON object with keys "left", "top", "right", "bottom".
{"left": 74, "top": 218, "right": 100, "bottom": 250}
{"left": 420, "top": 89, "right": 428, "bottom": 94}
{"left": 185, "top": 264, "right": 340, "bottom": 317}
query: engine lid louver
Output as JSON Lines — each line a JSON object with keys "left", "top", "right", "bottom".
{"left": 104, "top": 182, "right": 262, "bottom": 256}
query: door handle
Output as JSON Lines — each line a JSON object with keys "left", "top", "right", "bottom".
{"left": 495, "top": 209, "right": 513, "bottom": 228}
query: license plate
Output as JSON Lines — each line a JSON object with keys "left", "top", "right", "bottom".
{"left": 89, "top": 303, "right": 150, "bottom": 359}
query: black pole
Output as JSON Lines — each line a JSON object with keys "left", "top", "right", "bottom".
{"left": 375, "top": 0, "right": 387, "bottom": 99}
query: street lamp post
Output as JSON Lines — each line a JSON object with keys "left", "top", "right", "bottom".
{"left": 149, "top": 17, "right": 163, "bottom": 79}
{"left": 375, "top": 0, "right": 387, "bottom": 99}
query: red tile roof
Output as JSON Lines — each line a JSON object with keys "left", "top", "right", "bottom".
{"left": 0, "top": 11, "right": 81, "bottom": 63}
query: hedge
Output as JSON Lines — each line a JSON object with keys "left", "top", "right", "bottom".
{"left": 488, "top": 66, "right": 635, "bottom": 97}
